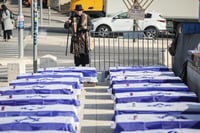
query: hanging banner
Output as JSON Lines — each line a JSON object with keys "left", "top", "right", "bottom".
{"left": 17, "top": 15, "right": 24, "bottom": 29}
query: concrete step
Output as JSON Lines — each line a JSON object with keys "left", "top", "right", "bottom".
{"left": 0, "top": 64, "right": 33, "bottom": 82}
{"left": 0, "top": 65, "right": 8, "bottom": 82}
{"left": 77, "top": 86, "right": 114, "bottom": 133}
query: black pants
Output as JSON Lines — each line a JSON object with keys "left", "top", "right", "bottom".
{"left": 74, "top": 54, "right": 89, "bottom": 66}
{"left": 2, "top": 22, "right": 12, "bottom": 40}
{"left": 3, "top": 30, "right": 12, "bottom": 40}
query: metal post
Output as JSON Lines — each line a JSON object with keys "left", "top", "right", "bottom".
{"left": 33, "top": 0, "right": 39, "bottom": 73}
{"left": 31, "top": 0, "right": 34, "bottom": 38}
{"left": 133, "top": 19, "right": 136, "bottom": 42}
{"left": 48, "top": 6, "right": 51, "bottom": 25}
{"left": 17, "top": 0, "right": 24, "bottom": 58}
{"left": 58, "top": 0, "right": 61, "bottom": 11}
{"left": 40, "top": 0, "right": 43, "bottom": 25}
{"left": 199, "top": 0, "right": 200, "bottom": 22}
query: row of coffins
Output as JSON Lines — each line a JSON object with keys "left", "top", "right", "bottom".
{"left": 0, "top": 66, "right": 97, "bottom": 133}
{"left": 108, "top": 66, "right": 200, "bottom": 133}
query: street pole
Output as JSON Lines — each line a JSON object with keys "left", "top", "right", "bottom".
{"left": 40, "top": 0, "right": 43, "bottom": 25}
{"left": 33, "top": 0, "right": 39, "bottom": 73}
{"left": 17, "top": 0, "right": 24, "bottom": 58}
{"left": 199, "top": 0, "right": 200, "bottom": 22}
{"left": 58, "top": 0, "right": 61, "bottom": 11}
{"left": 48, "top": 6, "right": 51, "bottom": 25}
{"left": 133, "top": 19, "right": 136, "bottom": 42}
{"left": 31, "top": 0, "right": 34, "bottom": 38}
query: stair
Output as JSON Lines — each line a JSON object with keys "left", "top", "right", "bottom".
{"left": 0, "top": 65, "right": 8, "bottom": 82}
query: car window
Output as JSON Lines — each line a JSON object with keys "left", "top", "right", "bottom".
{"left": 145, "top": 13, "right": 152, "bottom": 18}
{"left": 115, "top": 12, "right": 128, "bottom": 19}
{"left": 159, "top": 14, "right": 165, "bottom": 19}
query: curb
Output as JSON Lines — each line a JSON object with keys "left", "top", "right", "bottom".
{"left": 23, "top": 25, "right": 71, "bottom": 34}
{"left": 39, "top": 26, "right": 69, "bottom": 34}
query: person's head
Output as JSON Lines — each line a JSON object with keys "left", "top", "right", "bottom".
{"left": 1, "top": 4, "right": 8, "bottom": 10}
{"left": 74, "top": 4, "right": 83, "bottom": 16}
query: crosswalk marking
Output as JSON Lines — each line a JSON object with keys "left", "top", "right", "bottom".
{"left": 0, "top": 37, "right": 19, "bottom": 58}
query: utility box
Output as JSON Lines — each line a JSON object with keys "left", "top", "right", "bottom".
{"left": 7, "top": 63, "right": 25, "bottom": 82}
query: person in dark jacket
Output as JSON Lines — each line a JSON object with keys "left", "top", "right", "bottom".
{"left": 65, "top": 4, "right": 92, "bottom": 66}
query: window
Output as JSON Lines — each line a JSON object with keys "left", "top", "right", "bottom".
{"left": 159, "top": 15, "right": 165, "bottom": 19}
{"left": 145, "top": 13, "right": 152, "bottom": 18}
{"left": 116, "top": 12, "right": 128, "bottom": 19}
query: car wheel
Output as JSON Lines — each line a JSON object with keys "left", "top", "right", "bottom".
{"left": 145, "top": 27, "right": 158, "bottom": 39}
{"left": 96, "top": 25, "right": 111, "bottom": 37}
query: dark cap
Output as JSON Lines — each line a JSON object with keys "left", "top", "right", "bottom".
{"left": 75, "top": 4, "right": 83, "bottom": 11}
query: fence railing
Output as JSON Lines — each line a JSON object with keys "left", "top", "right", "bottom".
{"left": 89, "top": 31, "right": 174, "bottom": 72}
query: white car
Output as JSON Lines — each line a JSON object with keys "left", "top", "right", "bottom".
{"left": 91, "top": 11, "right": 167, "bottom": 38}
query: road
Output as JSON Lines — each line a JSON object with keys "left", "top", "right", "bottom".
{"left": 24, "top": 32, "right": 75, "bottom": 67}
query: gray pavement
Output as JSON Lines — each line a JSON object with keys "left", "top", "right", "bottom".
{"left": 0, "top": 1, "right": 114, "bottom": 133}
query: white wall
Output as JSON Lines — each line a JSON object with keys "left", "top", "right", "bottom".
{"left": 147, "top": 0, "right": 199, "bottom": 18}
{"left": 51, "top": 0, "right": 199, "bottom": 19}
{"left": 105, "top": 0, "right": 199, "bottom": 18}
{"left": 105, "top": 0, "right": 128, "bottom": 16}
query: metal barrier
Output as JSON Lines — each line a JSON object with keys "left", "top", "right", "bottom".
{"left": 89, "top": 31, "right": 174, "bottom": 72}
